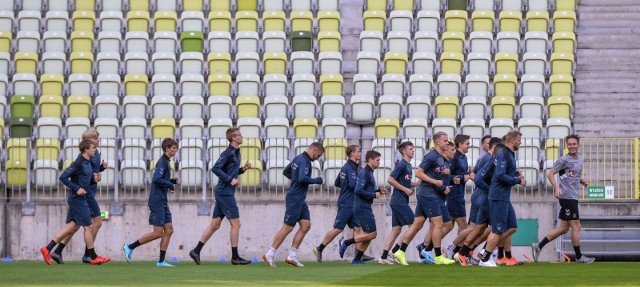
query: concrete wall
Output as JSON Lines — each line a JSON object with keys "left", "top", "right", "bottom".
{"left": 7, "top": 199, "right": 562, "bottom": 263}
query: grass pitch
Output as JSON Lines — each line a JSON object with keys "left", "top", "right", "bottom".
{"left": 3, "top": 261, "right": 640, "bottom": 286}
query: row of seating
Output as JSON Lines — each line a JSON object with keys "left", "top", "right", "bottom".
{"left": 364, "top": 0, "right": 575, "bottom": 13}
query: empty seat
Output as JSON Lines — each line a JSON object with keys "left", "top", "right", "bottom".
{"left": 264, "top": 95, "right": 289, "bottom": 118}
{"left": 154, "top": 32, "right": 178, "bottom": 53}
{"left": 467, "top": 53, "right": 492, "bottom": 76}
{"left": 235, "top": 31, "right": 260, "bottom": 53}
{"left": 263, "top": 74, "right": 288, "bottom": 97}
{"left": 460, "top": 117, "right": 485, "bottom": 139}
{"left": 39, "top": 95, "right": 64, "bottom": 118}
{"left": 363, "top": 10, "right": 386, "bottom": 32}
{"left": 555, "top": 0, "right": 576, "bottom": 11}
{"left": 360, "top": 30, "right": 384, "bottom": 53}
{"left": 318, "top": 11, "right": 341, "bottom": 32}
{"left": 550, "top": 52, "right": 575, "bottom": 75}
{"left": 264, "top": 0, "right": 285, "bottom": 11}
{"left": 180, "top": 11, "right": 205, "bottom": 32}
{"left": 350, "top": 95, "right": 375, "bottom": 124}
{"left": 366, "top": 0, "right": 387, "bottom": 10}
{"left": 97, "top": 74, "right": 122, "bottom": 96}
{"left": 206, "top": 52, "right": 231, "bottom": 75}
{"left": 552, "top": 32, "right": 576, "bottom": 53}
{"left": 489, "top": 118, "right": 514, "bottom": 137}
{"left": 208, "top": 74, "right": 232, "bottom": 96}
{"left": 437, "top": 73, "right": 462, "bottom": 97}
{"left": 14, "top": 52, "right": 38, "bottom": 74}
{"left": 322, "top": 117, "right": 347, "bottom": 139}
{"left": 151, "top": 95, "right": 176, "bottom": 118}
{"left": 264, "top": 117, "right": 290, "bottom": 139}
{"left": 522, "top": 52, "right": 547, "bottom": 75}
{"left": 378, "top": 95, "right": 403, "bottom": 119}
{"left": 67, "top": 95, "right": 92, "bottom": 118}
{"left": 98, "top": 32, "right": 123, "bottom": 54}
{"left": 179, "top": 118, "right": 205, "bottom": 139}
{"left": 151, "top": 52, "right": 176, "bottom": 75}
{"left": 264, "top": 52, "right": 287, "bottom": 74}
{"left": 180, "top": 31, "right": 204, "bottom": 52}
{"left": 124, "top": 74, "right": 149, "bottom": 96}
{"left": 519, "top": 95, "right": 544, "bottom": 119}
{"left": 526, "top": 10, "right": 549, "bottom": 33}
{"left": 236, "top": 11, "right": 259, "bottom": 31}
{"left": 291, "top": 73, "right": 316, "bottom": 96}
{"left": 263, "top": 31, "right": 287, "bottom": 53}
{"left": 524, "top": 32, "right": 548, "bottom": 54}
{"left": 357, "top": 51, "right": 380, "bottom": 75}
{"left": 520, "top": 73, "right": 546, "bottom": 98}
{"left": 179, "top": 160, "right": 204, "bottom": 188}
{"left": 549, "top": 74, "right": 574, "bottom": 97}
{"left": 416, "top": 10, "right": 440, "bottom": 32}
{"left": 384, "top": 52, "right": 408, "bottom": 74}
{"left": 99, "top": 11, "right": 124, "bottom": 32}
{"left": 440, "top": 52, "right": 464, "bottom": 75}
{"left": 294, "top": 117, "right": 318, "bottom": 138}
{"left": 151, "top": 74, "right": 177, "bottom": 97}
{"left": 494, "top": 52, "right": 519, "bottom": 75}
{"left": 64, "top": 117, "right": 90, "bottom": 138}
{"left": 375, "top": 118, "right": 400, "bottom": 138}
{"left": 125, "top": 52, "right": 149, "bottom": 75}
{"left": 235, "top": 73, "right": 261, "bottom": 97}
{"left": 472, "top": 10, "right": 494, "bottom": 32}
{"left": 179, "top": 96, "right": 204, "bottom": 119}
{"left": 553, "top": 11, "right": 577, "bottom": 33}
{"left": 10, "top": 117, "right": 33, "bottom": 138}
{"left": 127, "top": 11, "right": 150, "bottom": 32}
{"left": 180, "top": 74, "right": 205, "bottom": 97}
{"left": 208, "top": 11, "right": 232, "bottom": 32}
{"left": 406, "top": 95, "right": 431, "bottom": 119}
{"left": 72, "top": 11, "right": 95, "bottom": 32}
{"left": 408, "top": 74, "right": 434, "bottom": 97}
{"left": 469, "top": 31, "right": 493, "bottom": 54}
{"left": 12, "top": 95, "right": 36, "bottom": 118}
{"left": 151, "top": 118, "right": 176, "bottom": 139}
{"left": 493, "top": 74, "right": 518, "bottom": 97}
{"left": 18, "top": 11, "right": 41, "bottom": 32}
{"left": 123, "top": 96, "right": 148, "bottom": 118}
{"left": 496, "top": 32, "right": 520, "bottom": 54}
{"left": 318, "top": 31, "right": 341, "bottom": 52}
{"left": 120, "top": 160, "right": 147, "bottom": 189}
{"left": 320, "top": 95, "right": 345, "bottom": 118}
{"left": 236, "top": 95, "right": 260, "bottom": 118}
{"left": 462, "top": 96, "right": 487, "bottom": 118}
{"left": 319, "top": 52, "right": 343, "bottom": 74}
{"left": 292, "top": 95, "right": 317, "bottom": 118}
{"left": 13, "top": 73, "right": 38, "bottom": 96}
{"left": 547, "top": 118, "right": 571, "bottom": 139}
{"left": 93, "top": 117, "right": 119, "bottom": 139}
{"left": 94, "top": 95, "right": 119, "bottom": 119}
{"left": 498, "top": 10, "right": 521, "bottom": 32}
{"left": 547, "top": 96, "right": 572, "bottom": 118}
{"left": 434, "top": 95, "right": 459, "bottom": 119}
{"left": 0, "top": 31, "right": 11, "bottom": 52}
{"left": 353, "top": 73, "right": 377, "bottom": 96}
{"left": 389, "top": 10, "right": 413, "bottom": 32}
{"left": 403, "top": 118, "right": 429, "bottom": 139}
{"left": 40, "top": 74, "right": 65, "bottom": 97}
{"left": 180, "top": 52, "right": 204, "bottom": 74}
{"left": 154, "top": 11, "right": 178, "bottom": 32}
{"left": 381, "top": 73, "right": 406, "bottom": 96}
{"left": 323, "top": 139, "right": 347, "bottom": 161}
{"left": 441, "top": 31, "right": 465, "bottom": 54}
{"left": 207, "top": 31, "right": 232, "bottom": 53}
{"left": 235, "top": 52, "right": 260, "bottom": 75}
{"left": 518, "top": 118, "right": 543, "bottom": 139}
{"left": 16, "top": 31, "right": 40, "bottom": 53}
{"left": 290, "top": 51, "right": 315, "bottom": 75}
{"left": 263, "top": 11, "right": 286, "bottom": 32}
{"left": 491, "top": 96, "right": 516, "bottom": 119}
{"left": 319, "top": 74, "right": 343, "bottom": 96}
{"left": 431, "top": 117, "right": 456, "bottom": 139}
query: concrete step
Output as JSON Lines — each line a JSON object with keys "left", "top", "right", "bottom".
{"left": 579, "top": 5, "right": 640, "bottom": 13}
{"left": 576, "top": 78, "right": 640, "bottom": 86}
{"left": 577, "top": 49, "right": 640, "bottom": 58}
{"left": 577, "top": 27, "right": 640, "bottom": 35}
{"left": 575, "top": 84, "right": 640, "bottom": 93}
{"left": 576, "top": 64, "right": 639, "bottom": 71}
{"left": 578, "top": 19, "right": 640, "bottom": 28}
{"left": 579, "top": 13, "right": 640, "bottom": 21}
{"left": 576, "top": 71, "right": 640, "bottom": 79}
{"left": 578, "top": 35, "right": 640, "bottom": 49}
{"left": 580, "top": 0, "right": 640, "bottom": 6}
{"left": 577, "top": 58, "right": 640, "bottom": 66}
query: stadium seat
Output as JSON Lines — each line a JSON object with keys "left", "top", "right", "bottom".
{"left": 236, "top": 95, "right": 260, "bottom": 118}
{"left": 360, "top": 30, "right": 384, "bottom": 53}
{"left": 389, "top": 10, "right": 413, "bottom": 32}
{"left": 67, "top": 95, "right": 92, "bottom": 118}
{"left": 387, "top": 31, "right": 411, "bottom": 54}
{"left": 408, "top": 74, "right": 434, "bottom": 97}
{"left": 235, "top": 73, "right": 260, "bottom": 97}
{"left": 0, "top": 31, "right": 11, "bottom": 52}
{"left": 290, "top": 51, "right": 315, "bottom": 75}
{"left": 263, "top": 31, "right": 287, "bottom": 53}
{"left": 72, "top": 11, "right": 95, "bottom": 32}
{"left": 292, "top": 95, "right": 317, "bottom": 118}
{"left": 547, "top": 96, "right": 572, "bottom": 119}
{"left": 11, "top": 95, "right": 35, "bottom": 118}
{"left": 99, "top": 11, "right": 124, "bottom": 33}
{"left": 40, "top": 74, "right": 65, "bottom": 97}
{"left": 14, "top": 52, "right": 38, "bottom": 74}
{"left": 207, "top": 32, "right": 232, "bottom": 54}
{"left": 291, "top": 11, "right": 314, "bottom": 32}
{"left": 180, "top": 11, "right": 205, "bottom": 33}
{"left": 553, "top": 11, "right": 577, "bottom": 33}
{"left": 151, "top": 74, "right": 177, "bottom": 97}
{"left": 96, "top": 74, "right": 122, "bottom": 97}
{"left": 524, "top": 32, "right": 548, "bottom": 54}
{"left": 125, "top": 32, "right": 149, "bottom": 53}
{"left": 519, "top": 118, "right": 543, "bottom": 139}
{"left": 551, "top": 52, "right": 575, "bottom": 75}
{"left": 437, "top": 73, "right": 462, "bottom": 97}
{"left": 462, "top": 96, "right": 487, "bottom": 119}
{"left": 151, "top": 118, "right": 176, "bottom": 139}
{"left": 208, "top": 11, "right": 232, "bottom": 32}
{"left": 264, "top": 52, "right": 287, "bottom": 74}
{"left": 129, "top": 0, "right": 150, "bottom": 11}
{"left": 264, "top": 117, "right": 290, "bottom": 139}
{"left": 555, "top": 0, "right": 576, "bottom": 11}
{"left": 235, "top": 52, "right": 260, "bottom": 75}
{"left": 350, "top": 95, "right": 375, "bottom": 124}
{"left": 179, "top": 160, "right": 204, "bottom": 188}
{"left": 366, "top": 0, "right": 387, "bottom": 10}
{"left": 496, "top": 32, "right": 520, "bottom": 54}
{"left": 120, "top": 160, "right": 147, "bottom": 189}
{"left": 375, "top": 118, "right": 400, "bottom": 138}
{"left": 208, "top": 74, "right": 232, "bottom": 96}
{"left": 207, "top": 118, "right": 232, "bottom": 139}
{"left": 472, "top": 10, "right": 494, "bottom": 32}
{"left": 494, "top": 52, "right": 519, "bottom": 75}
{"left": 384, "top": 52, "right": 408, "bottom": 74}
{"left": 294, "top": 118, "right": 318, "bottom": 138}
{"left": 431, "top": 118, "right": 456, "bottom": 139}
{"left": 263, "top": 74, "right": 288, "bottom": 97}
{"left": 322, "top": 138, "right": 347, "bottom": 161}
{"left": 154, "top": 32, "right": 178, "bottom": 53}
{"left": 69, "top": 52, "right": 93, "bottom": 75}
{"left": 151, "top": 53, "right": 176, "bottom": 75}
{"left": 206, "top": 52, "right": 231, "bottom": 75}
{"left": 434, "top": 96, "right": 459, "bottom": 119}
{"left": 318, "top": 31, "right": 341, "bottom": 52}
{"left": 491, "top": 96, "right": 516, "bottom": 119}
{"left": 151, "top": 95, "right": 176, "bottom": 118}
{"left": 154, "top": 11, "right": 178, "bottom": 32}
{"left": 123, "top": 96, "right": 148, "bottom": 118}
{"left": 179, "top": 118, "right": 205, "bottom": 139}
{"left": 71, "top": 31, "right": 94, "bottom": 52}
{"left": 16, "top": 31, "right": 40, "bottom": 53}
{"left": 22, "top": 0, "right": 43, "bottom": 12}
{"left": 180, "top": 31, "right": 204, "bottom": 52}
{"left": 319, "top": 74, "right": 343, "bottom": 96}
{"left": 381, "top": 73, "right": 406, "bottom": 96}
{"left": 320, "top": 95, "right": 345, "bottom": 119}
{"left": 45, "top": 11, "right": 68, "bottom": 33}
{"left": 8, "top": 118, "right": 29, "bottom": 138}
{"left": 406, "top": 95, "right": 431, "bottom": 119}
{"left": 445, "top": 10, "right": 468, "bottom": 33}
{"left": 522, "top": 52, "right": 547, "bottom": 76}
{"left": 263, "top": 11, "right": 286, "bottom": 32}
{"left": 464, "top": 73, "right": 490, "bottom": 98}
{"left": 0, "top": 52, "right": 8, "bottom": 75}
{"left": 517, "top": 160, "right": 539, "bottom": 188}
{"left": 520, "top": 74, "right": 546, "bottom": 98}
{"left": 64, "top": 117, "right": 90, "bottom": 138}
{"left": 264, "top": 95, "right": 289, "bottom": 119}
{"left": 39, "top": 95, "right": 63, "bottom": 118}
{"left": 403, "top": 118, "right": 429, "bottom": 139}
{"left": 460, "top": 117, "right": 485, "bottom": 139}
{"left": 489, "top": 118, "right": 514, "bottom": 137}
{"left": 93, "top": 118, "right": 119, "bottom": 140}
{"left": 6, "top": 158, "right": 28, "bottom": 188}
{"left": 318, "top": 11, "right": 341, "bottom": 32}
{"left": 98, "top": 32, "right": 123, "bottom": 54}
{"left": 448, "top": 0, "right": 468, "bottom": 10}
{"left": 357, "top": 51, "right": 380, "bottom": 75}
{"left": 263, "top": 0, "right": 285, "bottom": 11}
{"left": 498, "top": 11, "right": 521, "bottom": 32}
{"left": 319, "top": 52, "right": 343, "bottom": 74}
{"left": 235, "top": 31, "right": 260, "bottom": 53}
{"left": 180, "top": 74, "right": 205, "bottom": 97}
{"left": 322, "top": 117, "right": 347, "bottom": 139}
{"left": 549, "top": 74, "right": 574, "bottom": 97}
{"left": 18, "top": 11, "right": 41, "bottom": 32}
{"left": 124, "top": 74, "right": 149, "bottom": 96}
{"left": 519, "top": 95, "right": 544, "bottom": 119}
{"left": 291, "top": 73, "right": 316, "bottom": 96}
{"left": 493, "top": 74, "right": 518, "bottom": 97}
{"left": 468, "top": 31, "right": 493, "bottom": 54}
{"left": 237, "top": 0, "right": 257, "bottom": 11}
{"left": 442, "top": 31, "right": 465, "bottom": 54}
{"left": 378, "top": 95, "right": 403, "bottom": 119}
{"left": 94, "top": 95, "right": 119, "bottom": 119}
{"left": 363, "top": 10, "right": 386, "bottom": 32}
{"left": 179, "top": 95, "right": 204, "bottom": 119}
{"left": 34, "top": 159, "right": 59, "bottom": 188}
{"left": 440, "top": 52, "right": 464, "bottom": 75}
{"left": 127, "top": 11, "right": 150, "bottom": 32}
{"left": 13, "top": 73, "right": 37, "bottom": 96}
{"left": 353, "top": 73, "right": 378, "bottom": 96}
{"left": 239, "top": 160, "right": 262, "bottom": 188}
{"left": 125, "top": 52, "right": 149, "bottom": 75}
{"left": 552, "top": 32, "right": 576, "bottom": 53}
{"left": 416, "top": 10, "right": 440, "bottom": 33}
{"left": 518, "top": 138, "right": 541, "bottom": 164}
{"left": 526, "top": 11, "right": 549, "bottom": 33}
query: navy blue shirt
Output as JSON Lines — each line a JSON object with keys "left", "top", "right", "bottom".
{"left": 59, "top": 154, "right": 93, "bottom": 200}
{"left": 389, "top": 159, "right": 412, "bottom": 206}
{"left": 335, "top": 159, "right": 359, "bottom": 207}
{"left": 417, "top": 149, "right": 448, "bottom": 198}
{"left": 354, "top": 165, "right": 379, "bottom": 212}
{"left": 149, "top": 154, "right": 176, "bottom": 206}
{"left": 470, "top": 153, "right": 491, "bottom": 205}
{"left": 285, "top": 152, "right": 323, "bottom": 204}
{"left": 489, "top": 148, "right": 521, "bottom": 202}
{"left": 474, "top": 156, "right": 494, "bottom": 207}
{"left": 86, "top": 150, "right": 106, "bottom": 199}
{"left": 449, "top": 150, "right": 468, "bottom": 199}
{"left": 212, "top": 145, "right": 245, "bottom": 196}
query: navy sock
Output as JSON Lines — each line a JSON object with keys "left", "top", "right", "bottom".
{"left": 506, "top": 251, "right": 512, "bottom": 259}
{"left": 232, "top": 247, "right": 239, "bottom": 260}
{"left": 354, "top": 249, "right": 364, "bottom": 261}
{"left": 46, "top": 240, "right": 56, "bottom": 252}
{"left": 574, "top": 246, "right": 582, "bottom": 259}
{"left": 344, "top": 238, "right": 356, "bottom": 246}
{"left": 159, "top": 250, "right": 166, "bottom": 262}
{"left": 539, "top": 237, "right": 550, "bottom": 249}
{"left": 391, "top": 244, "right": 400, "bottom": 253}
{"left": 381, "top": 250, "right": 389, "bottom": 259}
{"left": 194, "top": 241, "right": 204, "bottom": 254}
{"left": 88, "top": 248, "right": 97, "bottom": 260}
{"left": 498, "top": 247, "right": 504, "bottom": 259}
{"left": 399, "top": 243, "right": 408, "bottom": 252}
{"left": 434, "top": 247, "right": 442, "bottom": 257}
{"left": 426, "top": 242, "right": 434, "bottom": 251}
{"left": 54, "top": 243, "right": 66, "bottom": 255}
{"left": 318, "top": 243, "right": 326, "bottom": 252}
{"left": 128, "top": 240, "right": 141, "bottom": 250}
{"left": 459, "top": 245, "right": 471, "bottom": 257}
{"left": 452, "top": 245, "right": 461, "bottom": 254}
{"left": 83, "top": 246, "right": 89, "bottom": 258}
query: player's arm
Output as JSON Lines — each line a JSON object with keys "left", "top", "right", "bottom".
{"left": 474, "top": 164, "right": 491, "bottom": 191}
{"left": 416, "top": 156, "right": 441, "bottom": 186}
{"left": 296, "top": 158, "right": 323, "bottom": 184}
{"left": 59, "top": 163, "right": 81, "bottom": 193}
{"left": 387, "top": 176, "right": 412, "bottom": 196}
{"left": 495, "top": 152, "right": 521, "bottom": 185}
{"left": 355, "top": 172, "right": 375, "bottom": 199}
{"left": 347, "top": 167, "right": 358, "bottom": 189}
{"left": 211, "top": 152, "right": 233, "bottom": 183}
{"left": 152, "top": 159, "right": 175, "bottom": 189}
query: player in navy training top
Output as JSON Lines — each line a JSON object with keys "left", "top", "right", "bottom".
{"left": 123, "top": 138, "right": 180, "bottom": 267}
{"left": 190, "top": 128, "right": 252, "bottom": 265}
{"left": 313, "top": 145, "right": 364, "bottom": 262}
{"left": 443, "top": 134, "right": 473, "bottom": 257}
{"left": 378, "top": 141, "right": 419, "bottom": 264}
{"left": 338, "top": 150, "right": 389, "bottom": 264}
{"left": 263, "top": 142, "right": 324, "bottom": 268}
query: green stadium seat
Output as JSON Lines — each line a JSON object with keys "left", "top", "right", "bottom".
{"left": 11, "top": 95, "right": 35, "bottom": 118}
{"left": 180, "top": 31, "right": 204, "bottom": 52}
{"left": 291, "top": 31, "right": 313, "bottom": 52}
{"left": 10, "top": 117, "right": 33, "bottom": 138}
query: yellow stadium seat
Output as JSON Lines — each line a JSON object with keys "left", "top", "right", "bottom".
{"left": 7, "top": 138, "right": 29, "bottom": 162}
{"left": 555, "top": 0, "right": 576, "bottom": 11}
{"left": 263, "top": 52, "right": 287, "bottom": 74}
{"left": 384, "top": 51, "right": 408, "bottom": 74}
{"left": 471, "top": 10, "right": 494, "bottom": 32}
{"left": 374, "top": 118, "right": 400, "bottom": 139}
{"left": 235, "top": 95, "right": 260, "bottom": 118}
{"left": 208, "top": 11, "right": 232, "bottom": 32}
{"left": 40, "top": 74, "right": 65, "bottom": 97}
{"left": 263, "top": 11, "right": 286, "bottom": 31}
{"left": 393, "top": 0, "right": 414, "bottom": 10}
{"left": 552, "top": 32, "right": 576, "bottom": 53}
{"left": 440, "top": 52, "right": 464, "bottom": 75}
{"left": 70, "top": 52, "right": 94, "bottom": 74}
{"left": 547, "top": 95, "right": 572, "bottom": 118}
{"left": 291, "top": 11, "right": 313, "bottom": 32}
{"left": 6, "top": 159, "right": 28, "bottom": 187}
{"left": 363, "top": 10, "right": 386, "bottom": 32}
{"left": 72, "top": 11, "right": 95, "bottom": 32}
{"left": 125, "top": 74, "right": 149, "bottom": 96}
{"left": 434, "top": 96, "right": 459, "bottom": 119}
{"left": 294, "top": 118, "right": 318, "bottom": 138}
{"left": 127, "top": 11, "right": 150, "bottom": 32}
{"left": 129, "top": 0, "right": 150, "bottom": 11}
{"left": 236, "top": 11, "right": 259, "bottom": 31}
{"left": 445, "top": 10, "right": 468, "bottom": 33}
{"left": 208, "top": 74, "right": 232, "bottom": 96}
{"left": 498, "top": 10, "right": 521, "bottom": 32}
{"left": 320, "top": 74, "right": 343, "bottom": 96}
{"left": 442, "top": 31, "right": 465, "bottom": 53}
{"left": 545, "top": 138, "right": 561, "bottom": 160}
{"left": 74, "top": 0, "right": 95, "bottom": 11}
{"left": 367, "top": 0, "right": 387, "bottom": 10}
{"left": 495, "top": 52, "right": 519, "bottom": 75}
{"left": 239, "top": 138, "right": 261, "bottom": 161}
{"left": 551, "top": 52, "right": 575, "bottom": 75}
{"left": 151, "top": 118, "right": 176, "bottom": 139}
{"left": 14, "top": 52, "right": 38, "bottom": 74}
{"left": 67, "top": 95, "right": 92, "bottom": 118}
{"left": 553, "top": 11, "right": 577, "bottom": 33}
{"left": 207, "top": 52, "right": 231, "bottom": 75}
{"left": 549, "top": 74, "right": 574, "bottom": 97}
{"left": 318, "top": 11, "right": 341, "bottom": 32}
{"left": 239, "top": 159, "right": 262, "bottom": 187}
{"left": 237, "top": 0, "right": 257, "bottom": 11}
{"left": 491, "top": 96, "right": 515, "bottom": 119}
{"left": 526, "top": 10, "right": 549, "bottom": 33}
{"left": 318, "top": 31, "right": 341, "bottom": 52}
{"left": 323, "top": 138, "right": 348, "bottom": 160}
{"left": 37, "top": 138, "right": 60, "bottom": 160}
{"left": 0, "top": 30, "right": 11, "bottom": 52}
{"left": 210, "top": 0, "right": 231, "bottom": 11}
{"left": 493, "top": 74, "right": 518, "bottom": 97}
{"left": 183, "top": 0, "right": 204, "bottom": 11}
{"left": 39, "top": 95, "right": 64, "bottom": 118}
{"left": 154, "top": 11, "right": 178, "bottom": 32}
{"left": 71, "top": 31, "right": 94, "bottom": 52}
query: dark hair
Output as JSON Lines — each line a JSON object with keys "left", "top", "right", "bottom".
{"left": 492, "top": 143, "right": 506, "bottom": 158}
{"left": 346, "top": 144, "right": 360, "bottom": 157}
{"left": 481, "top": 135, "right": 492, "bottom": 145}
{"left": 565, "top": 134, "right": 580, "bottom": 144}
{"left": 489, "top": 137, "right": 502, "bottom": 149}
{"left": 398, "top": 141, "right": 414, "bottom": 155}
{"left": 309, "top": 142, "right": 325, "bottom": 152}
{"left": 162, "top": 138, "right": 179, "bottom": 152}
{"left": 365, "top": 150, "right": 381, "bottom": 162}
{"left": 226, "top": 127, "right": 240, "bottom": 142}
{"left": 79, "top": 139, "right": 94, "bottom": 153}
{"left": 454, "top": 134, "right": 470, "bottom": 148}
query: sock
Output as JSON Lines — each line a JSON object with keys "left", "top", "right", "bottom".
{"left": 88, "top": 248, "right": 97, "bottom": 260}
{"left": 399, "top": 243, "right": 408, "bottom": 252}
{"left": 317, "top": 243, "right": 326, "bottom": 252}
{"left": 434, "top": 247, "right": 442, "bottom": 257}
{"left": 232, "top": 247, "right": 239, "bottom": 260}
{"left": 459, "top": 245, "right": 471, "bottom": 257}
{"left": 288, "top": 247, "right": 298, "bottom": 259}
{"left": 46, "top": 240, "right": 56, "bottom": 252}
{"left": 194, "top": 241, "right": 205, "bottom": 254}
{"left": 498, "top": 247, "right": 505, "bottom": 259}
{"left": 54, "top": 243, "right": 66, "bottom": 255}
{"left": 391, "top": 244, "right": 400, "bottom": 253}
{"left": 452, "top": 245, "right": 461, "bottom": 255}
{"left": 574, "top": 246, "right": 582, "bottom": 259}
{"left": 354, "top": 249, "right": 364, "bottom": 261}
{"left": 381, "top": 250, "right": 389, "bottom": 259}
{"left": 538, "top": 237, "right": 550, "bottom": 249}
{"left": 505, "top": 251, "right": 512, "bottom": 259}
{"left": 481, "top": 249, "right": 491, "bottom": 262}
{"left": 159, "top": 250, "right": 166, "bottom": 262}
{"left": 266, "top": 247, "right": 276, "bottom": 257}
{"left": 344, "top": 238, "right": 356, "bottom": 246}
{"left": 426, "top": 242, "right": 434, "bottom": 251}
{"left": 128, "top": 240, "right": 142, "bottom": 250}
{"left": 83, "top": 246, "right": 89, "bottom": 258}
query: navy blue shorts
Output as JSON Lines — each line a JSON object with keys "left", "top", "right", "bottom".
{"left": 333, "top": 205, "right": 360, "bottom": 230}
{"left": 438, "top": 197, "right": 451, "bottom": 223}
{"left": 489, "top": 200, "right": 517, "bottom": 234}
{"left": 468, "top": 203, "right": 479, "bottom": 224}
{"left": 283, "top": 202, "right": 310, "bottom": 226}
{"left": 414, "top": 196, "right": 442, "bottom": 219}
{"left": 391, "top": 204, "right": 414, "bottom": 227}
{"left": 149, "top": 205, "right": 172, "bottom": 226}
{"left": 447, "top": 196, "right": 466, "bottom": 219}
{"left": 354, "top": 209, "right": 377, "bottom": 233}
{"left": 87, "top": 196, "right": 101, "bottom": 218}
{"left": 212, "top": 195, "right": 240, "bottom": 219}
{"left": 66, "top": 198, "right": 92, "bottom": 227}
{"left": 475, "top": 204, "right": 491, "bottom": 225}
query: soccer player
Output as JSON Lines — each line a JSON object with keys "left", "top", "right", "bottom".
{"left": 338, "top": 150, "right": 390, "bottom": 264}
{"left": 123, "top": 138, "right": 180, "bottom": 267}
{"left": 41, "top": 139, "right": 108, "bottom": 265}
{"left": 50, "top": 128, "right": 109, "bottom": 264}
{"left": 262, "top": 142, "right": 324, "bottom": 267}
{"left": 444, "top": 134, "right": 472, "bottom": 257}
{"left": 190, "top": 128, "right": 252, "bottom": 265}
{"left": 393, "top": 132, "right": 455, "bottom": 265}
{"left": 313, "top": 145, "right": 363, "bottom": 262}
{"left": 532, "top": 134, "right": 594, "bottom": 264}
{"left": 478, "top": 130, "right": 526, "bottom": 267}
{"left": 378, "top": 141, "right": 419, "bottom": 264}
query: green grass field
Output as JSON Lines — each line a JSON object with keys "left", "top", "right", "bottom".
{"left": 3, "top": 261, "right": 640, "bottom": 286}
